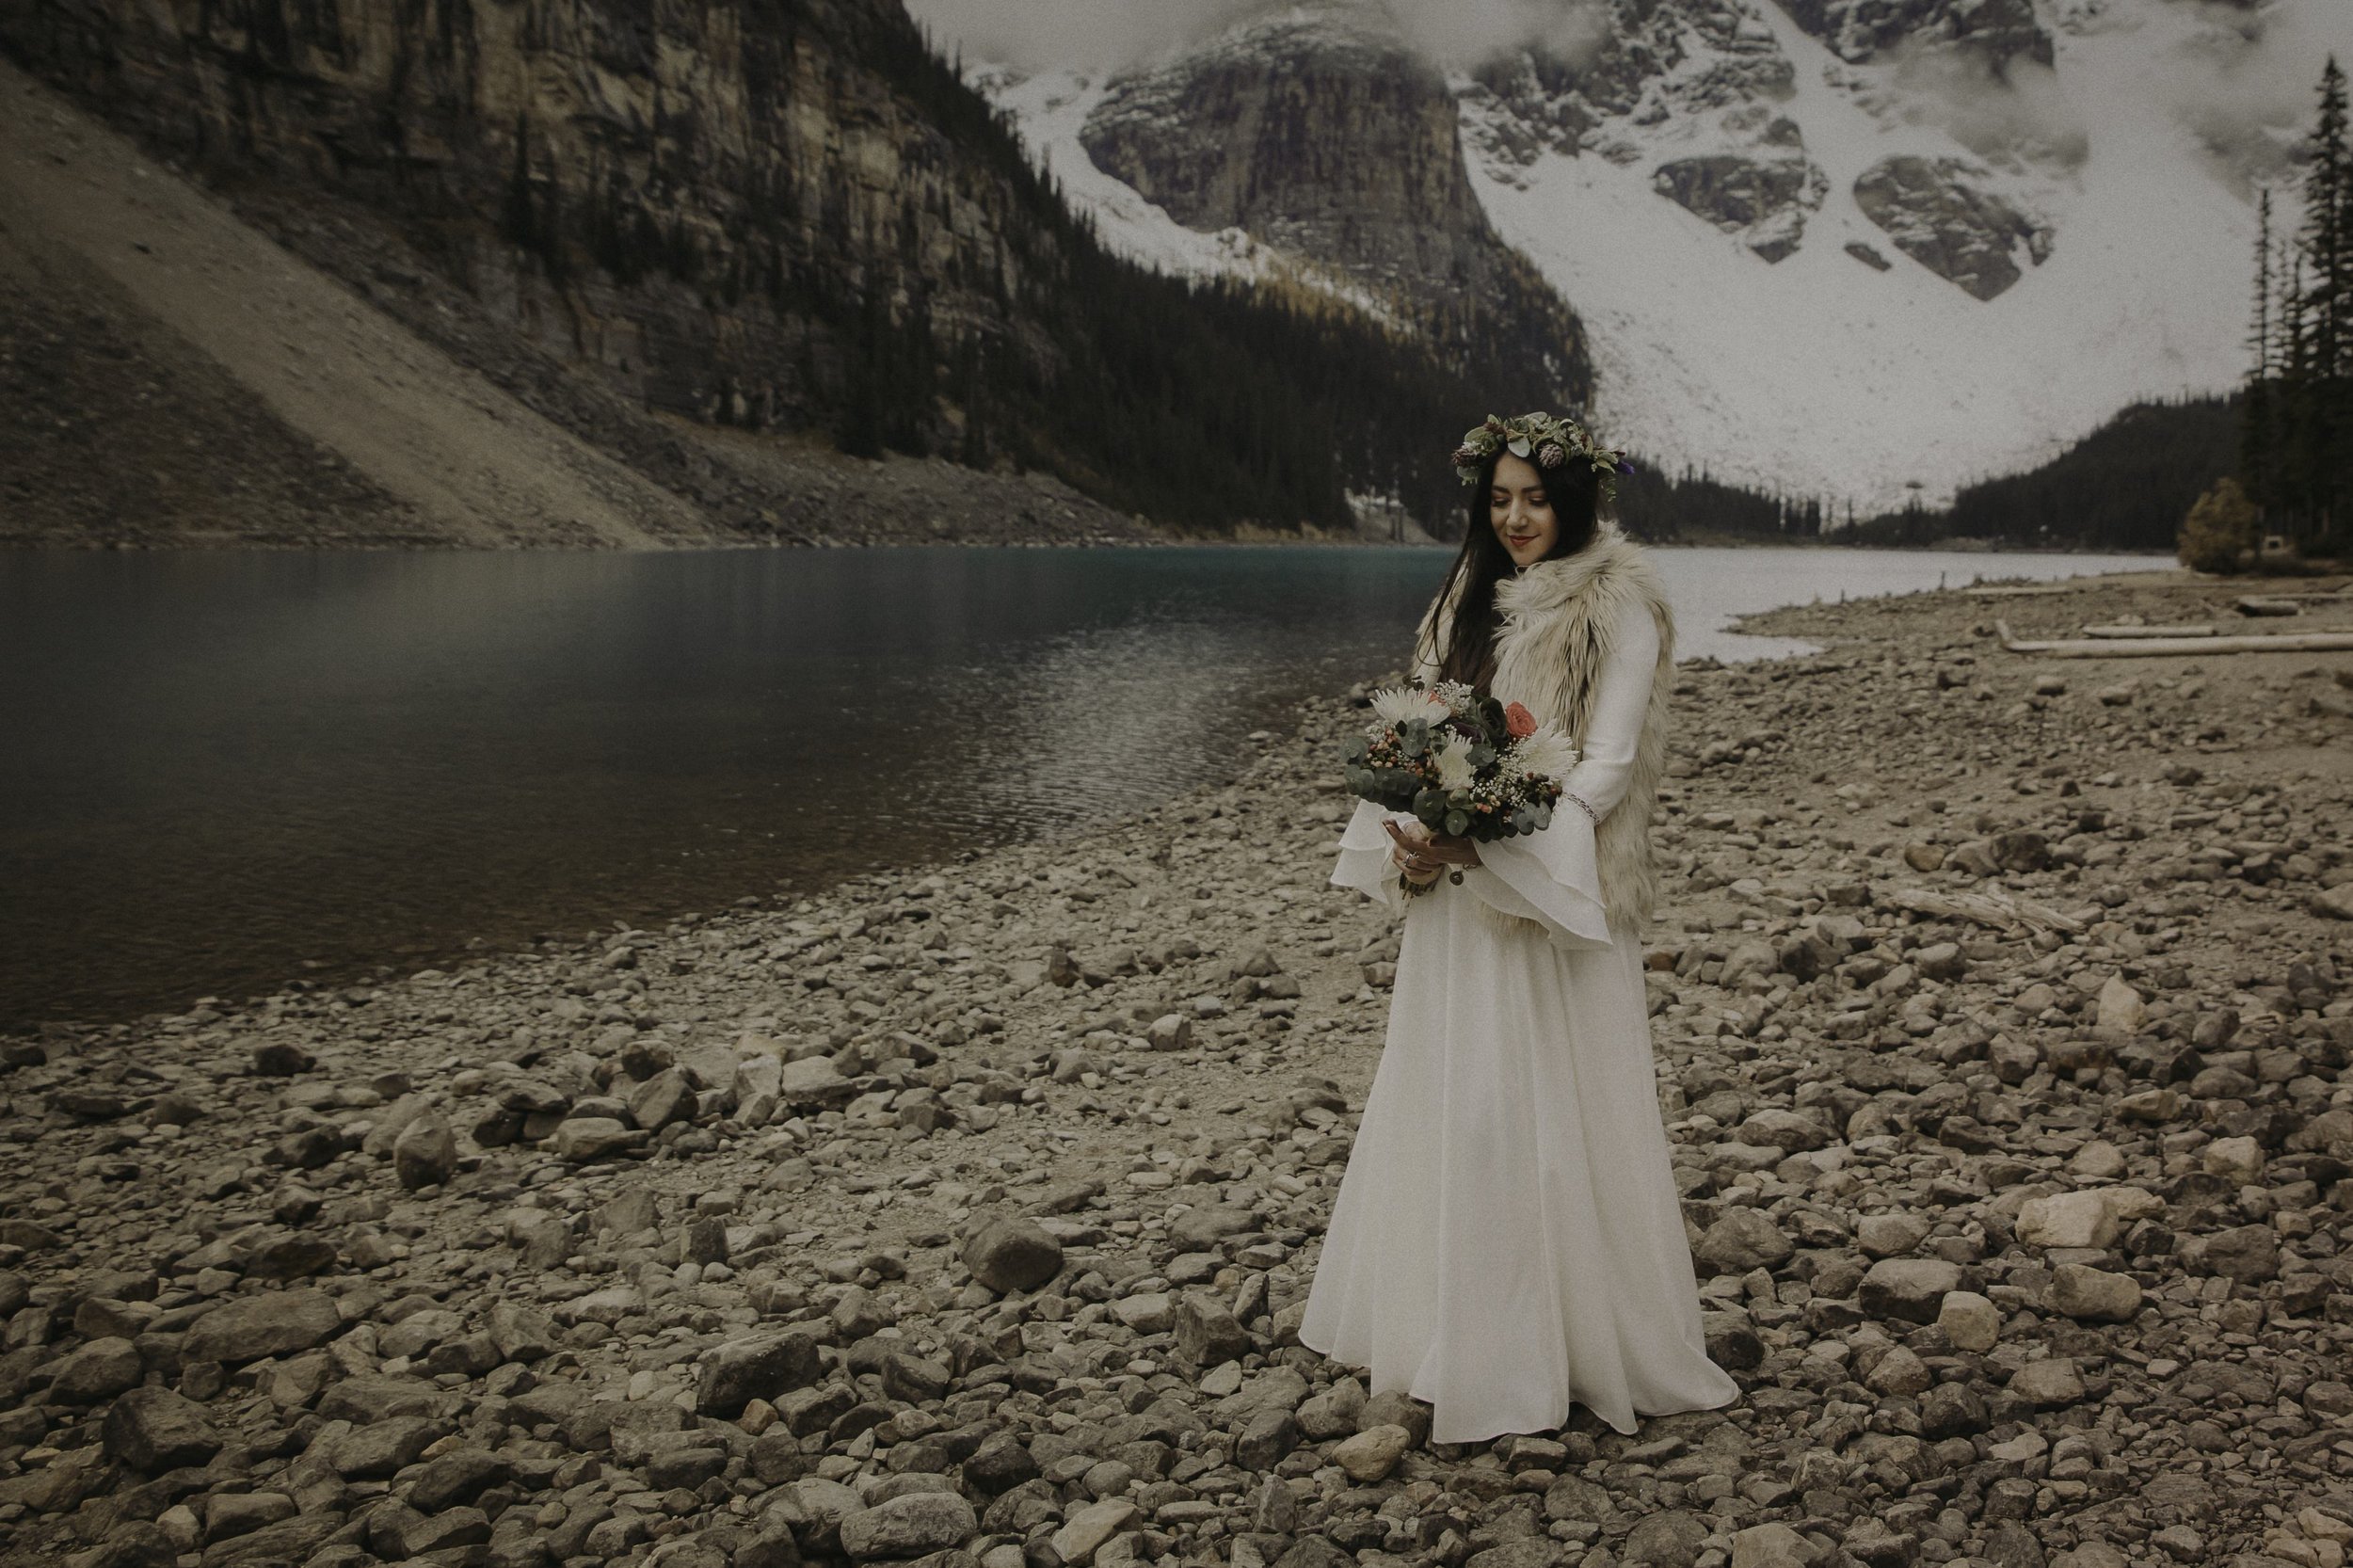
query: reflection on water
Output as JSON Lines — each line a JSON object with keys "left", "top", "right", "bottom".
{"left": 0, "top": 544, "right": 2165, "bottom": 1025}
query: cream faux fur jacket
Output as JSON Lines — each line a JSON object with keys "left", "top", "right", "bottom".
{"left": 1410, "top": 521, "right": 1676, "bottom": 936}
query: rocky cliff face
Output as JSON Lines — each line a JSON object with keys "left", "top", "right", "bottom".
{"left": 1852, "top": 153, "right": 2056, "bottom": 301}
{"left": 1779, "top": 0, "right": 2052, "bottom": 72}
{"left": 1076, "top": 3, "right": 1592, "bottom": 405}
{"left": 1465, "top": 0, "right": 1829, "bottom": 264}
{"left": 2, "top": 0, "right": 1052, "bottom": 453}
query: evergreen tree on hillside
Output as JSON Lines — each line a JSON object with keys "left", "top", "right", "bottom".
{"left": 2242, "top": 187, "right": 2276, "bottom": 509}
{"left": 2237, "top": 56, "right": 2350, "bottom": 556}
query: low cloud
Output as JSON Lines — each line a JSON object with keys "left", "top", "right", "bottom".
{"left": 904, "top": 0, "right": 1593, "bottom": 75}
{"left": 1881, "top": 44, "right": 2091, "bottom": 170}
{"left": 903, "top": 0, "right": 1270, "bottom": 75}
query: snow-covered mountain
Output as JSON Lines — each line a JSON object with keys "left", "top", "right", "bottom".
{"left": 936, "top": 0, "right": 2342, "bottom": 515}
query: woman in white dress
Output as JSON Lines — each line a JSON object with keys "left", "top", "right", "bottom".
{"left": 1300, "top": 412, "right": 1740, "bottom": 1444}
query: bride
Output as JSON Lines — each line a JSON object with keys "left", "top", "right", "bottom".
{"left": 1299, "top": 412, "right": 1740, "bottom": 1443}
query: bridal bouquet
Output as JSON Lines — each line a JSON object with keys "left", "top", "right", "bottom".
{"left": 1342, "top": 682, "right": 1578, "bottom": 890}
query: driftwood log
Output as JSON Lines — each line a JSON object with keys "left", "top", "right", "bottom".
{"left": 1997, "top": 619, "right": 2353, "bottom": 659}
{"left": 1871, "top": 882, "right": 2090, "bottom": 936}
{"left": 2081, "top": 624, "right": 2216, "bottom": 639}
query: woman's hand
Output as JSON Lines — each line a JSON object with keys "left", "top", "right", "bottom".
{"left": 1385, "top": 820, "right": 1481, "bottom": 883}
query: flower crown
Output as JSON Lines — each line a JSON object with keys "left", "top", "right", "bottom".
{"left": 1450, "top": 411, "right": 1636, "bottom": 507}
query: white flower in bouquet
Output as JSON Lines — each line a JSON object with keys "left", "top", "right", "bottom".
{"left": 1369, "top": 686, "right": 1433, "bottom": 726}
{"left": 1433, "top": 733, "right": 1478, "bottom": 792}
{"left": 1507, "top": 731, "right": 1581, "bottom": 783}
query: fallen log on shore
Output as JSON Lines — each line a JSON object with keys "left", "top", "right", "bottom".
{"left": 1997, "top": 619, "right": 2353, "bottom": 658}
{"left": 2081, "top": 623, "right": 2215, "bottom": 639}
{"left": 1871, "top": 881, "right": 2091, "bottom": 936}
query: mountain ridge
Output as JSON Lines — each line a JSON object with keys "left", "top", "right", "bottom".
{"left": 956, "top": 0, "right": 2329, "bottom": 516}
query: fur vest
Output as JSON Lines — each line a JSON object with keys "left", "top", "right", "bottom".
{"left": 1411, "top": 521, "right": 1676, "bottom": 936}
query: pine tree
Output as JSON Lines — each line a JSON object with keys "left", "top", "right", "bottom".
{"left": 2303, "top": 59, "right": 2347, "bottom": 380}
{"left": 2241, "top": 185, "right": 2276, "bottom": 511}
{"left": 2294, "top": 56, "right": 2348, "bottom": 545}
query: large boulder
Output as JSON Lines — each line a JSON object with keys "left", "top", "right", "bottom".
{"left": 839, "top": 1492, "right": 978, "bottom": 1560}
{"left": 1692, "top": 1208, "right": 1792, "bottom": 1274}
{"left": 697, "top": 1331, "right": 824, "bottom": 1417}
{"left": 962, "top": 1219, "right": 1063, "bottom": 1293}
{"left": 104, "top": 1386, "right": 223, "bottom": 1472}
{"left": 1858, "top": 1258, "right": 1961, "bottom": 1324}
{"left": 2051, "top": 1264, "right": 2141, "bottom": 1322}
{"left": 183, "top": 1288, "right": 342, "bottom": 1365}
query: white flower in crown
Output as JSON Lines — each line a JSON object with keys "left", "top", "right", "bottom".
{"left": 1433, "top": 734, "right": 1478, "bottom": 792}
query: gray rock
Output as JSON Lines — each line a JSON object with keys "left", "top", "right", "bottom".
{"left": 488, "top": 1301, "right": 557, "bottom": 1362}
{"left": 1625, "top": 1510, "right": 1710, "bottom": 1567}
{"left": 697, "top": 1330, "right": 824, "bottom": 1417}
{"left": 328, "top": 1416, "right": 443, "bottom": 1477}
{"left": 1693, "top": 1208, "right": 1792, "bottom": 1273}
{"left": 2187, "top": 1224, "right": 2280, "bottom": 1284}
{"left": 205, "top": 1491, "right": 297, "bottom": 1542}
{"left": 1465, "top": 1543, "right": 1560, "bottom": 1568}
{"left": 1174, "top": 1290, "right": 1252, "bottom": 1368}
{"left": 628, "top": 1068, "right": 695, "bottom": 1131}
{"left": 1859, "top": 1257, "right": 1961, "bottom": 1323}
{"left": 2050, "top": 1264, "right": 2141, "bottom": 1322}
{"left": 1234, "top": 1407, "right": 1300, "bottom": 1470}
{"left": 1332, "top": 1423, "right": 1410, "bottom": 1481}
{"left": 407, "top": 1448, "right": 511, "bottom": 1512}
{"left": 840, "top": 1492, "right": 979, "bottom": 1560}
{"left": 1544, "top": 1468, "right": 1619, "bottom": 1515}
{"left": 1052, "top": 1497, "right": 1140, "bottom": 1565}
{"left": 1920, "top": 1381, "right": 1989, "bottom": 1439}
{"left": 183, "top": 1288, "right": 342, "bottom": 1365}
{"left": 392, "top": 1115, "right": 456, "bottom": 1189}
{"left": 1294, "top": 1376, "right": 1365, "bottom": 1439}
{"left": 1856, "top": 1213, "right": 1930, "bottom": 1257}
{"left": 779, "top": 1057, "right": 858, "bottom": 1110}
{"left": 1166, "top": 1206, "right": 1257, "bottom": 1251}
{"left": 2009, "top": 1357, "right": 2086, "bottom": 1407}
{"left": 962, "top": 1217, "right": 1063, "bottom": 1293}
{"left": 49, "top": 1336, "right": 143, "bottom": 1402}
{"left": 1361, "top": 1388, "right": 1431, "bottom": 1448}
{"left": 1732, "top": 1523, "right": 1830, "bottom": 1568}
{"left": 551, "top": 1116, "right": 647, "bottom": 1160}
{"left": 103, "top": 1386, "right": 222, "bottom": 1472}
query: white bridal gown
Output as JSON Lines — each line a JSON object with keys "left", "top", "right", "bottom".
{"left": 1300, "top": 600, "right": 1739, "bottom": 1443}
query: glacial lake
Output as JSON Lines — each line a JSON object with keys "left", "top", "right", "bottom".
{"left": 0, "top": 544, "right": 2167, "bottom": 1026}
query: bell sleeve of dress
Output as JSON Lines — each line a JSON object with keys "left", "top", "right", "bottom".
{"left": 1331, "top": 800, "right": 1417, "bottom": 909}
{"left": 1461, "top": 600, "right": 1660, "bottom": 949}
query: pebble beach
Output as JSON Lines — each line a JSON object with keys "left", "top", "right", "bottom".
{"left": 2, "top": 568, "right": 2351, "bottom": 1568}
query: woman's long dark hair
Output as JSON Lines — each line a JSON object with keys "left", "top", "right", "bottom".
{"left": 1428, "top": 452, "right": 1601, "bottom": 687}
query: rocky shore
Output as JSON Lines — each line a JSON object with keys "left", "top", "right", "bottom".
{"left": 1, "top": 569, "right": 2350, "bottom": 1568}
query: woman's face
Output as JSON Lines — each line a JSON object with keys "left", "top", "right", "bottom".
{"left": 1489, "top": 452, "right": 1558, "bottom": 569}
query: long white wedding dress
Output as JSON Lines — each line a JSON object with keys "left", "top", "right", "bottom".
{"left": 1299, "top": 600, "right": 1739, "bottom": 1443}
